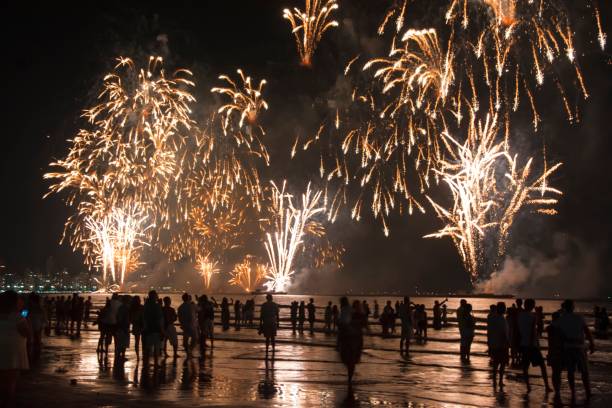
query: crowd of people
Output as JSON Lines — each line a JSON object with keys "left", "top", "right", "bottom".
{"left": 91, "top": 292, "right": 263, "bottom": 367}
{"left": 484, "top": 298, "right": 596, "bottom": 404}
{"left": 0, "top": 289, "right": 609, "bottom": 406}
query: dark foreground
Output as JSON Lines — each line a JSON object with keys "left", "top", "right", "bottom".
{"left": 16, "top": 317, "right": 612, "bottom": 407}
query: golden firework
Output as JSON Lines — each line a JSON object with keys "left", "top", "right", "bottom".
{"left": 45, "top": 56, "right": 195, "bottom": 280}
{"left": 85, "top": 204, "right": 150, "bottom": 288}
{"left": 211, "top": 69, "right": 268, "bottom": 132}
{"left": 283, "top": 0, "right": 339, "bottom": 66}
{"left": 262, "top": 181, "right": 325, "bottom": 291}
{"left": 196, "top": 253, "right": 220, "bottom": 289}
{"left": 424, "top": 112, "right": 562, "bottom": 282}
{"left": 445, "top": 0, "right": 598, "bottom": 127}
{"left": 229, "top": 255, "right": 267, "bottom": 292}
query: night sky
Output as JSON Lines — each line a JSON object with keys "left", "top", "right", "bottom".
{"left": 2, "top": 1, "right": 611, "bottom": 296}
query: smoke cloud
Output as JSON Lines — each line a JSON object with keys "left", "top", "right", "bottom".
{"left": 475, "top": 233, "right": 604, "bottom": 298}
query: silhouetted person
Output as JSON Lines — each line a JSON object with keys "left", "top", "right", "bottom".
{"left": 433, "top": 298, "right": 448, "bottom": 330}
{"left": 221, "top": 297, "right": 231, "bottom": 331}
{"left": 362, "top": 300, "right": 370, "bottom": 332}
{"left": 442, "top": 304, "right": 448, "bottom": 327}
{"left": 415, "top": 304, "right": 428, "bottom": 342}
{"left": 324, "top": 301, "right": 332, "bottom": 333}
{"left": 487, "top": 302, "right": 509, "bottom": 390}
{"left": 178, "top": 293, "right": 196, "bottom": 357}
{"left": 198, "top": 295, "right": 216, "bottom": 351}
{"left": 55, "top": 295, "right": 64, "bottom": 335}
{"left": 130, "top": 296, "right": 144, "bottom": 357}
{"left": 557, "top": 299, "right": 595, "bottom": 403}
{"left": 142, "top": 290, "right": 164, "bottom": 368}
{"left": 245, "top": 299, "right": 255, "bottom": 326}
{"left": 96, "top": 299, "right": 110, "bottom": 354}
{"left": 337, "top": 297, "right": 364, "bottom": 388}
{"left": 486, "top": 304, "right": 497, "bottom": 361}
{"left": 69, "top": 293, "right": 79, "bottom": 335}
{"left": 63, "top": 296, "right": 71, "bottom": 333}
{"left": 398, "top": 296, "right": 413, "bottom": 354}
{"left": 506, "top": 304, "right": 520, "bottom": 366}
{"left": 456, "top": 298, "right": 467, "bottom": 323}
{"left": 307, "top": 298, "right": 316, "bottom": 334}
{"left": 392, "top": 301, "right": 399, "bottom": 333}
{"left": 332, "top": 304, "right": 339, "bottom": 332}
{"left": 43, "top": 296, "right": 53, "bottom": 337}
{"left": 518, "top": 298, "right": 551, "bottom": 393}
{"left": 162, "top": 296, "right": 178, "bottom": 358}
{"left": 381, "top": 301, "right": 394, "bottom": 337}
{"left": 234, "top": 300, "right": 242, "bottom": 330}
{"left": 83, "top": 296, "right": 92, "bottom": 328}
{"left": 260, "top": 294, "right": 280, "bottom": 358}
{"left": 535, "top": 306, "right": 544, "bottom": 338}
{"left": 373, "top": 300, "right": 380, "bottom": 319}
{"left": 459, "top": 303, "right": 475, "bottom": 362}
{"left": 115, "top": 295, "right": 131, "bottom": 361}
{"left": 298, "top": 301, "right": 305, "bottom": 334}
{"left": 547, "top": 311, "right": 564, "bottom": 402}
{"left": 290, "top": 301, "right": 298, "bottom": 334}
{"left": 101, "top": 298, "right": 116, "bottom": 355}
{"left": 74, "top": 296, "right": 85, "bottom": 338}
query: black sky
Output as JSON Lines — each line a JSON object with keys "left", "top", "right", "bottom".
{"left": 1, "top": 1, "right": 611, "bottom": 295}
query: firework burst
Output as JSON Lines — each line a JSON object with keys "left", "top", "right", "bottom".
{"left": 211, "top": 69, "right": 269, "bottom": 133}
{"left": 196, "top": 253, "right": 220, "bottom": 289}
{"left": 444, "top": 0, "right": 603, "bottom": 127}
{"left": 262, "top": 181, "right": 325, "bottom": 292}
{"left": 45, "top": 56, "right": 196, "bottom": 272}
{"left": 283, "top": 0, "right": 339, "bottom": 66}
{"left": 229, "top": 255, "right": 267, "bottom": 292}
{"left": 424, "top": 112, "right": 562, "bottom": 282}
{"left": 85, "top": 204, "right": 150, "bottom": 288}
{"left": 296, "top": 28, "right": 457, "bottom": 235}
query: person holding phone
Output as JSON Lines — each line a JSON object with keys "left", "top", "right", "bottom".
{"left": 0, "top": 290, "right": 31, "bottom": 407}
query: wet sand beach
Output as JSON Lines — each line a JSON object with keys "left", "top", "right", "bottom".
{"left": 16, "top": 295, "right": 612, "bottom": 407}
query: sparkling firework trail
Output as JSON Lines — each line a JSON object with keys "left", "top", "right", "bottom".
{"left": 196, "top": 254, "right": 220, "bottom": 289}
{"left": 364, "top": 28, "right": 454, "bottom": 117}
{"left": 424, "top": 112, "right": 562, "bottom": 282}
{"left": 263, "top": 181, "right": 325, "bottom": 292}
{"left": 445, "top": 0, "right": 599, "bottom": 124}
{"left": 166, "top": 108, "right": 268, "bottom": 261}
{"left": 298, "top": 28, "right": 452, "bottom": 234}
{"left": 482, "top": 0, "right": 516, "bottom": 26}
{"left": 211, "top": 69, "right": 269, "bottom": 133}
{"left": 45, "top": 56, "right": 196, "bottom": 269}
{"left": 283, "top": 0, "right": 339, "bottom": 66}
{"left": 595, "top": 5, "right": 607, "bottom": 50}
{"left": 85, "top": 205, "right": 150, "bottom": 288}
{"left": 229, "top": 255, "right": 267, "bottom": 292}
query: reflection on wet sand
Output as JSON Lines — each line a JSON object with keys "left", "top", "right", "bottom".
{"left": 16, "top": 296, "right": 612, "bottom": 407}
